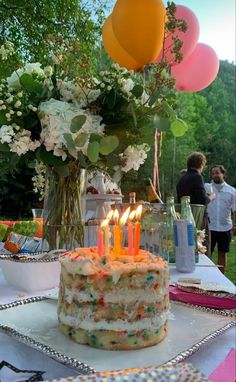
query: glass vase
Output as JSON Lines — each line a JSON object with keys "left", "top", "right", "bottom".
{"left": 43, "top": 163, "right": 86, "bottom": 250}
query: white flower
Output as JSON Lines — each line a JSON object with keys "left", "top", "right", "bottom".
{"left": 121, "top": 78, "right": 134, "bottom": 93}
{"left": 0, "top": 125, "right": 14, "bottom": 143}
{"left": 44, "top": 66, "right": 53, "bottom": 77}
{"left": 121, "top": 144, "right": 150, "bottom": 173}
{"left": 7, "top": 68, "right": 24, "bottom": 89}
{"left": 24, "top": 63, "right": 45, "bottom": 78}
{"left": 10, "top": 129, "right": 40, "bottom": 156}
{"left": 39, "top": 99, "right": 104, "bottom": 160}
{"left": 14, "top": 100, "right": 21, "bottom": 108}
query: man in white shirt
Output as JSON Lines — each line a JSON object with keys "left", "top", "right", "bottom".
{"left": 205, "top": 165, "right": 236, "bottom": 273}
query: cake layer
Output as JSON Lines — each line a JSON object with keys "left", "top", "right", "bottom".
{"left": 60, "top": 268, "right": 168, "bottom": 291}
{"left": 58, "top": 309, "right": 168, "bottom": 331}
{"left": 62, "top": 286, "right": 168, "bottom": 304}
{"left": 60, "top": 248, "right": 168, "bottom": 284}
{"left": 58, "top": 295, "right": 169, "bottom": 322}
{"left": 59, "top": 321, "right": 168, "bottom": 350}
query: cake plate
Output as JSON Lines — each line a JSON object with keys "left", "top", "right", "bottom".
{"left": 0, "top": 298, "right": 234, "bottom": 374}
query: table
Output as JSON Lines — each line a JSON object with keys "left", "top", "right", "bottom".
{"left": 0, "top": 255, "right": 235, "bottom": 381}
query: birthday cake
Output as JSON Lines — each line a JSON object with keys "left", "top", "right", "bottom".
{"left": 57, "top": 247, "right": 169, "bottom": 350}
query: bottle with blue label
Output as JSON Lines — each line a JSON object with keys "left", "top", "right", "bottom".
{"left": 180, "top": 196, "right": 199, "bottom": 263}
{"left": 174, "top": 219, "right": 196, "bottom": 273}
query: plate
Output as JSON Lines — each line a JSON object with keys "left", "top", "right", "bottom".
{"left": 0, "top": 299, "right": 234, "bottom": 373}
{"left": 176, "top": 280, "right": 236, "bottom": 298}
{"left": 43, "top": 362, "right": 208, "bottom": 382}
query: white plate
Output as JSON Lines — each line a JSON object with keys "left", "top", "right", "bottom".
{"left": 0, "top": 300, "right": 233, "bottom": 373}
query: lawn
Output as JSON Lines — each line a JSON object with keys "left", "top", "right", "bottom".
{"left": 212, "top": 238, "right": 236, "bottom": 284}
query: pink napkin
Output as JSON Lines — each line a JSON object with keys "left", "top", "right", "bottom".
{"left": 209, "top": 348, "right": 236, "bottom": 382}
{"left": 169, "top": 286, "right": 236, "bottom": 309}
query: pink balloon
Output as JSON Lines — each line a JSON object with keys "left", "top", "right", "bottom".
{"left": 171, "top": 43, "right": 220, "bottom": 93}
{"left": 156, "top": 5, "right": 200, "bottom": 65}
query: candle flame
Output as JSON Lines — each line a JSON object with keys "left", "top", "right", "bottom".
{"left": 101, "top": 218, "right": 109, "bottom": 228}
{"left": 113, "top": 209, "right": 119, "bottom": 224}
{"left": 106, "top": 210, "right": 114, "bottom": 221}
{"left": 135, "top": 204, "right": 143, "bottom": 220}
{"left": 129, "top": 210, "right": 136, "bottom": 221}
{"left": 120, "top": 207, "right": 130, "bottom": 226}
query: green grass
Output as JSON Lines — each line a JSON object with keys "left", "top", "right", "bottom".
{"left": 212, "top": 239, "right": 236, "bottom": 284}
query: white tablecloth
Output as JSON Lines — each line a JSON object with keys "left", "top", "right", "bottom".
{"left": 0, "top": 255, "right": 235, "bottom": 381}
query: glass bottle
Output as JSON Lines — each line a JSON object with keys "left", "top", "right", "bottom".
{"left": 165, "top": 196, "right": 178, "bottom": 263}
{"left": 129, "top": 192, "right": 136, "bottom": 204}
{"left": 180, "top": 196, "right": 198, "bottom": 262}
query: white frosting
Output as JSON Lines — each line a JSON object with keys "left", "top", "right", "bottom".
{"left": 59, "top": 310, "right": 168, "bottom": 331}
{"left": 60, "top": 247, "right": 167, "bottom": 284}
{"left": 64, "top": 287, "right": 168, "bottom": 304}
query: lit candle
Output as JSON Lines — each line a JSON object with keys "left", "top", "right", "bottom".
{"left": 128, "top": 210, "right": 136, "bottom": 256}
{"left": 101, "top": 218, "right": 110, "bottom": 256}
{"left": 134, "top": 205, "right": 143, "bottom": 256}
{"left": 97, "top": 227, "right": 104, "bottom": 257}
{"left": 113, "top": 209, "right": 120, "bottom": 257}
{"left": 119, "top": 207, "right": 130, "bottom": 255}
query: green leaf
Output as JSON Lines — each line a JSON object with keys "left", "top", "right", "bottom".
{"left": 89, "top": 133, "right": 102, "bottom": 143}
{"left": 70, "top": 115, "right": 87, "bottom": 133}
{"left": 107, "top": 88, "right": 117, "bottom": 109}
{"left": 130, "top": 103, "right": 137, "bottom": 127}
{"left": 87, "top": 141, "right": 100, "bottom": 163}
{"left": 131, "top": 84, "right": 143, "bottom": 98}
{"left": 63, "top": 133, "right": 75, "bottom": 151}
{"left": 99, "top": 136, "right": 119, "bottom": 155}
{"left": 54, "top": 165, "right": 70, "bottom": 177}
{"left": 20, "top": 73, "right": 43, "bottom": 94}
{"left": 0, "top": 143, "right": 10, "bottom": 152}
{"left": 37, "top": 147, "right": 66, "bottom": 166}
{"left": 171, "top": 119, "right": 188, "bottom": 137}
{"left": 156, "top": 118, "right": 170, "bottom": 131}
{"left": 149, "top": 90, "right": 161, "bottom": 107}
{"left": 27, "top": 160, "right": 37, "bottom": 169}
{"left": 74, "top": 133, "right": 88, "bottom": 147}
{"left": 0, "top": 111, "right": 8, "bottom": 125}
{"left": 77, "top": 152, "right": 87, "bottom": 168}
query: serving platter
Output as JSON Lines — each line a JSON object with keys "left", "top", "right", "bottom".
{"left": 0, "top": 298, "right": 235, "bottom": 374}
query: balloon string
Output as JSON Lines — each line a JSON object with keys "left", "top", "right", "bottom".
{"left": 153, "top": 129, "right": 161, "bottom": 197}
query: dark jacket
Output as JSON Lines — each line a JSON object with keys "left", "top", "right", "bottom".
{"left": 176, "top": 168, "right": 210, "bottom": 205}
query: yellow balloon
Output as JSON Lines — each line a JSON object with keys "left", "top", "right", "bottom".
{"left": 112, "top": 0, "right": 166, "bottom": 65}
{"left": 102, "top": 15, "right": 143, "bottom": 71}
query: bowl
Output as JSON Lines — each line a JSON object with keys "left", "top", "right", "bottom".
{"left": 0, "top": 253, "right": 61, "bottom": 292}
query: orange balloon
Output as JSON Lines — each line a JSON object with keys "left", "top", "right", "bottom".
{"left": 102, "top": 15, "right": 143, "bottom": 71}
{"left": 112, "top": 0, "right": 166, "bottom": 65}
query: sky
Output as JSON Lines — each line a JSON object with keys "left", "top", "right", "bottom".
{"left": 166, "top": 0, "right": 236, "bottom": 63}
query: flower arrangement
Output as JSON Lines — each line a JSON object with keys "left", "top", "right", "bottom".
{"left": 0, "top": 6, "right": 185, "bottom": 248}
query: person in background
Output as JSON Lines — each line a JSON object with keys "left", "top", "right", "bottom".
{"left": 176, "top": 152, "right": 216, "bottom": 205}
{"left": 205, "top": 165, "right": 236, "bottom": 273}
{"left": 179, "top": 168, "right": 187, "bottom": 177}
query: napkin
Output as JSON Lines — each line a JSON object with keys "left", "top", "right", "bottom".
{"left": 209, "top": 348, "right": 236, "bottom": 382}
{"left": 169, "top": 286, "right": 236, "bottom": 309}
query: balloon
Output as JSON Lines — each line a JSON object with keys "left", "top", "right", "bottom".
{"left": 171, "top": 43, "right": 220, "bottom": 93}
{"left": 112, "top": 0, "right": 166, "bottom": 65}
{"left": 102, "top": 15, "right": 143, "bottom": 71}
{"left": 155, "top": 5, "right": 200, "bottom": 65}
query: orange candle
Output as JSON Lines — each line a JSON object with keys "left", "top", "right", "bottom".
{"left": 128, "top": 210, "right": 136, "bottom": 256}
{"left": 98, "top": 227, "right": 104, "bottom": 256}
{"left": 134, "top": 205, "right": 143, "bottom": 256}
